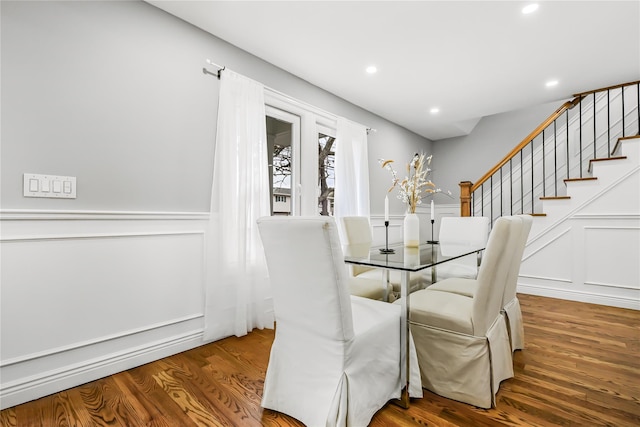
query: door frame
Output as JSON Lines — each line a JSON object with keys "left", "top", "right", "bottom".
{"left": 265, "top": 89, "right": 337, "bottom": 216}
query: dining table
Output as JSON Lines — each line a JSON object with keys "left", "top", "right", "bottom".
{"left": 344, "top": 239, "right": 485, "bottom": 408}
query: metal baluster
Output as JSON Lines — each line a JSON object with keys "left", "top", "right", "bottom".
{"left": 579, "top": 99, "right": 583, "bottom": 178}
{"left": 542, "top": 129, "right": 546, "bottom": 197}
{"left": 471, "top": 190, "right": 474, "bottom": 216}
{"left": 500, "top": 167, "right": 503, "bottom": 217}
{"left": 554, "top": 120, "right": 558, "bottom": 196}
{"left": 520, "top": 149, "right": 524, "bottom": 214}
{"left": 531, "top": 140, "right": 534, "bottom": 214}
{"left": 593, "top": 92, "right": 597, "bottom": 159}
{"left": 510, "top": 158, "right": 513, "bottom": 215}
{"left": 607, "top": 89, "right": 611, "bottom": 155}
{"left": 490, "top": 175, "right": 493, "bottom": 223}
{"left": 481, "top": 183, "right": 484, "bottom": 217}
{"left": 622, "top": 85, "right": 626, "bottom": 137}
{"left": 566, "top": 109, "right": 570, "bottom": 180}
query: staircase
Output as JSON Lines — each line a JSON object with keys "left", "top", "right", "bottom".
{"left": 461, "top": 81, "right": 640, "bottom": 309}
{"left": 529, "top": 135, "right": 639, "bottom": 236}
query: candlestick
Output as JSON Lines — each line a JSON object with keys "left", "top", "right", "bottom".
{"left": 379, "top": 220, "right": 395, "bottom": 254}
{"left": 385, "top": 194, "right": 389, "bottom": 222}
{"left": 430, "top": 199, "right": 434, "bottom": 221}
{"left": 427, "top": 218, "right": 438, "bottom": 244}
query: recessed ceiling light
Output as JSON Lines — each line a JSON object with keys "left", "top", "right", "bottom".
{"left": 366, "top": 65, "right": 377, "bottom": 74}
{"left": 522, "top": 3, "right": 539, "bottom": 14}
{"left": 430, "top": 108, "right": 440, "bottom": 114}
{"left": 546, "top": 80, "right": 559, "bottom": 87}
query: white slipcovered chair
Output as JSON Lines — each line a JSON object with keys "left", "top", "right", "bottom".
{"left": 346, "top": 274, "right": 391, "bottom": 301}
{"left": 337, "top": 216, "right": 392, "bottom": 300}
{"left": 257, "top": 216, "right": 422, "bottom": 426}
{"left": 501, "top": 214, "right": 533, "bottom": 350}
{"left": 428, "top": 215, "right": 533, "bottom": 351}
{"left": 404, "top": 216, "right": 521, "bottom": 408}
{"left": 430, "top": 216, "right": 490, "bottom": 281}
{"left": 340, "top": 216, "right": 426, "bottom": 298}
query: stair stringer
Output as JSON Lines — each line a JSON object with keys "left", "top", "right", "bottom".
{"left": 518, "top": 139, "right": 640, "bottom": 310}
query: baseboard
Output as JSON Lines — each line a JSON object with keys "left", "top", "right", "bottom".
{"left": 518, "top": 284, "right": 640, "bottom": 310}
{"left": 0, "top": 329, "right": 205, "bottom": 410}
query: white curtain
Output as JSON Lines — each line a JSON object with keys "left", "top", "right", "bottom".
{"left": 203, "top": 70, "right": 273, "bottom": 342}
{"left": 334, "top": 117, "right": 370, "bottom": 222}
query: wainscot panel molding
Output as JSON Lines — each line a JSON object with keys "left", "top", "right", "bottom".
{"left": 519, "top": 274, "right": 573, "bottom": 283}
{"left": 520, "top": 217, "right": 639, "bottom": 310}
{"left": 519, "top": 143, "right": 639, "bottom": 310}
{"left": 0, "top": 210, "right": 217, "bottom": 409}
{"left": 583, "top": 225, "right": 640, "bottom": 290}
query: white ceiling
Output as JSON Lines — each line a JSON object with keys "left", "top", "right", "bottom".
{"left": 147, "top": 1, "right": 640, "bottom": 140}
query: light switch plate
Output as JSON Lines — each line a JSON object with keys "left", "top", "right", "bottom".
{"left": 24, "top": 173, "right": 77, "bottom": 199}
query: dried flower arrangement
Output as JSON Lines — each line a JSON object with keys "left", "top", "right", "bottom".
{"left": 379, "top": 153, "right": 451, "bottom": 214}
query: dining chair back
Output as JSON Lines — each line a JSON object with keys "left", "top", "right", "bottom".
{"left": 406, "top": 216, "right": 521, "bottom": 408}
{"left": 257, "top": 216, "right": 422, "bottom": 426}
{"left": 472, "top": 216, "right": 522, "bottom": 336}
{"left": 502, "top": 214, "right": 533, "bottom": 350}
{"left": 260, "top": 216, "right": 354, "bottom": 340}
{"left": 340, "top": 216, "right": 376, "bottom": 277}
{"left": 341, "top": 216, "right": 427, "bottom": 295}
{"left": 435, "top": 216, "right": 489, "bottom": 280}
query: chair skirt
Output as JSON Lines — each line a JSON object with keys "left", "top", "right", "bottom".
{"left": 262, "top": 296, "right": 422, "bottom": 426}
{"left": 410, "top": 315, "right": 513, "bottom": 408}
{"left": 504, "top": 296, "right": 525, "bottom": 351}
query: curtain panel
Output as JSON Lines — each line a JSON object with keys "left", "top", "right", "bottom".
{"left": 334, "top": 117, "right": 370, "bottom": 229}
{"left": 203, "top": 70, "right": 273, "bottom": 341}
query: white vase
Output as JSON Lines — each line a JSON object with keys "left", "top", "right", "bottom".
{"left": 403, "top": 213, "right": 420, "bottom": 248}
{"left": 404, "top": 247, "right": 420, "bottom": 267}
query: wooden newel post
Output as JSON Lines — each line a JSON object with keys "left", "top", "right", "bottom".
{"left": 459, "top": 181, "right": 472, "bottom": 217}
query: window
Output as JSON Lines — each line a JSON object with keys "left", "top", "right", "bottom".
{"left": 318, "top": 133, "right": 336, "bottom": 216}
{"left": 266, "top": 112, "right": 297, "bottom": 216}
{"left": 265, "top": 89, "right": 340, "bottom": 216}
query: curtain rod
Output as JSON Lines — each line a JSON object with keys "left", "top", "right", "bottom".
{"left": 202, "top": 59, "right": 373, "bottom": 133}
{"left": 203, "top": 59, "right": 225, "bottom": 79}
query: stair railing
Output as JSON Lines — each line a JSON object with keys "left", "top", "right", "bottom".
{"left": 460, "top": 80, "right": 640, "bottom": 223}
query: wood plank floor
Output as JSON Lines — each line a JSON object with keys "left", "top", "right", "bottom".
{"left": 2, "top": 294, "right": 639, "bottom": 426}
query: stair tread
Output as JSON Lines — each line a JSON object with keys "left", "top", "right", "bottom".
{"left": 540, "top": 196, "right": 571, "bottom": 200}
{"left": 611, "top": 134, "right": 640, "bottom": 155}
{"left": 564, "top": 177, "right": 598, "bottom": 183}
{"left": 588, "top": 156, "right": 628, "bottom": 172}
{"left": 589, "top": 156, "right": 627, "bottom": 162}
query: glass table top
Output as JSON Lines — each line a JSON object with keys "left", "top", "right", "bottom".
{"left": 344, "top": 241, "right": 485, "bottom": 272}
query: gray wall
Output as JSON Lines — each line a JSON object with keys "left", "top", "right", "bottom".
{"left": 1, "top": 0, "right": 430, "bottom": 215}
{"left": 431, "top": 100, "right": 567, "bottom": 201}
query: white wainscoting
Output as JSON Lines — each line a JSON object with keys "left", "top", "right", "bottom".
{"left": 519, "top": 140, "right": 640, "bottom": 310}
{"left": 0, "top": 210, "right": 212, "bottom": 409}
{"left": 519, "top": 215, "right": 640, "bottom": 310}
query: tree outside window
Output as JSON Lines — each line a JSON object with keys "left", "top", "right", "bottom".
{"left": 318, "top": 134, "right": 335, "bottom": 216}
{"left": 270, "top": 133, "right": 335, "bottom": 216}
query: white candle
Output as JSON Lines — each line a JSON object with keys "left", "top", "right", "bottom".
{"left": 430, "top": 199, "right": 434, "bottom": 221}
{"left": 385, "top": 195, "right": 389, "bottom": 222}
